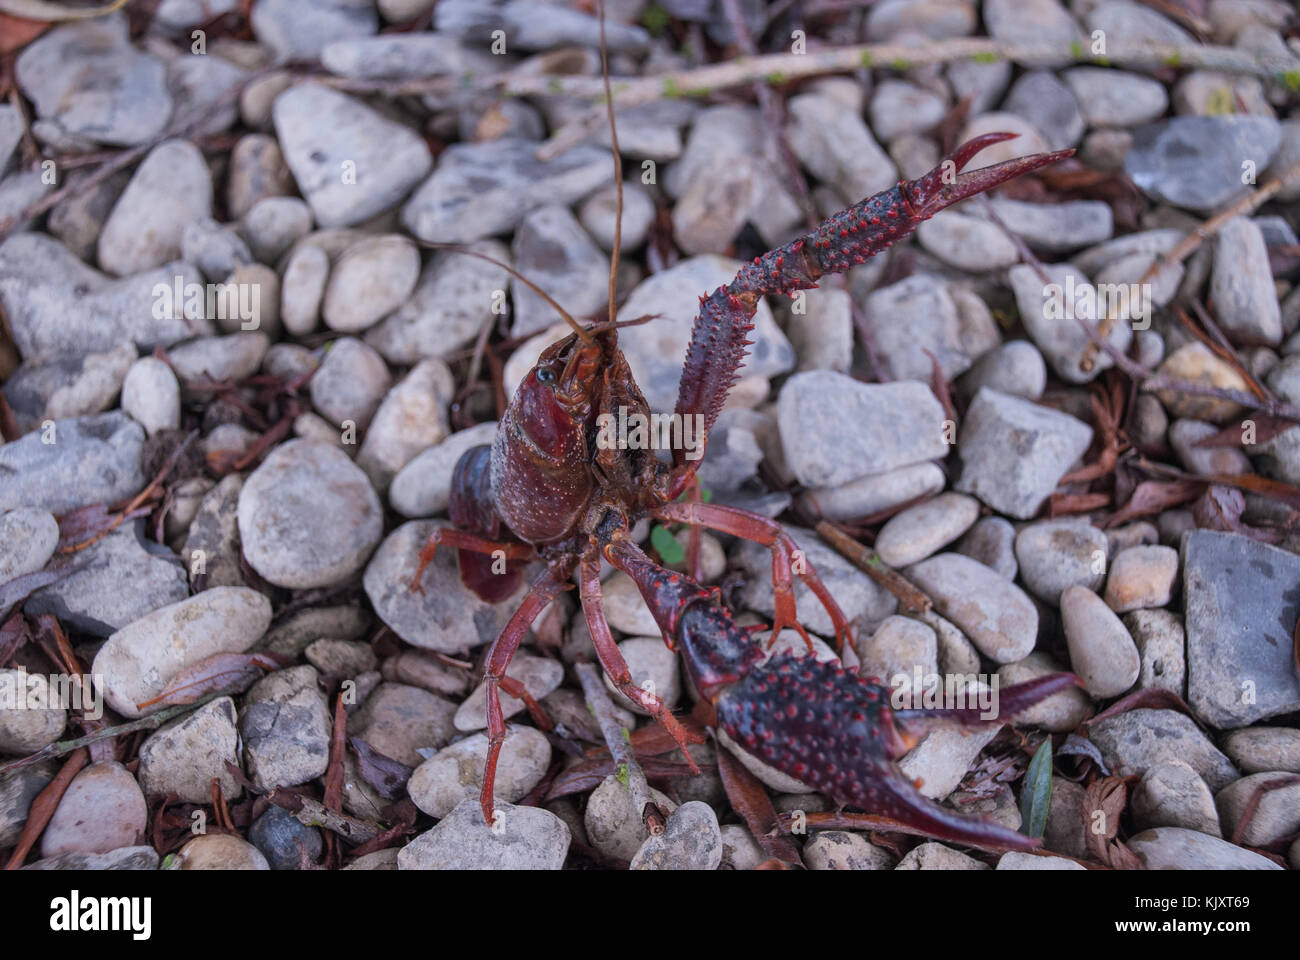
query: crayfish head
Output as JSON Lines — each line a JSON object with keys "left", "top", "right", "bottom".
{"left": 516, "top": 330, "right": 610, "bottom": 459}
{"left": 901, "top": 132, "right": 1075, "bottom": 221}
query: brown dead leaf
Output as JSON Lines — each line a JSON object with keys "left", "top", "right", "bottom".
{"left": 1192, "top": 416, "right": 1294, "bottom": 448}
{"left": 1103, "top": 479, "right": 1204, "bottom": 528}
{"left": 349, "top": 736, "right": 411, "bottom": 800}
{"left": 1083, "top": 687, "right": 1206, "bottom": 731}
{"left": 134, "top": 651, "right": 284, "bottom": 709}
{"left": 716, "top": 744, "right": 803, "bottom": 867}
{"left": 1082, "top": 776, "right": 1142, "bottom": 869}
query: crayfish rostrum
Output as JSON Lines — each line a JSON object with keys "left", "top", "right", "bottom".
{"left": 410, "top": 107, "right": 1080, "bottom": 850}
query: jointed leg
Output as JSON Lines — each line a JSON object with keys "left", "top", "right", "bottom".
{"left": 578, "top": 553, "right": 700, "bottom": 773}
{"left": 477, "top": 562, "right": 571, "bottom": 826}
{"left": 409, "top": 527, "right": 533, "bottom": 592}
{"left": 653, "top": 501, "right": 853, "bottom": 652}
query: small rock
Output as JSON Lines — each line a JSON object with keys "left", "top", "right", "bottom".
{"left": 899, "top": 702, "right": 1002, "bottom": 799}
{"left": 869, "top": 80, "right": 947, "bottom": 142}
{"left": 630, "top": 801, "right": 723, "bottom": 870}
{"left": 279, "top": 245, "right": 329, "bottom": 337}
{"left": 799, "top": 463, "right": 946, "bottom": 524}
{"left": 388, "top": 422, "right": 499, "bottom": 517}
{"left": 959, "top": 340, "right": 1046, "bottom": 401}
{"left": 864, "top": 274, "right": 999, "bottom": 379}
{"left": 1168, "top": 419, "right": 1251, "bottom": 475}
{"left": 874, "top": 493, "right": 980, "bottom": 568}
{"left": 137, "top": 696, "right": 241, "bottom": 804}
{"left": 1060, "top": 585, "right": 1141, "bottom": 698}
{"left": 510, "top": 205, "right": 609, "bottom": 337}
{"left": 803, "top": 831, "right": 896, "bottom": 870}
{"left": 175, "top": 833, "right": 269, "bottom": 870}
{"left": 1003, "top": 70, "right": 1084, "bottom": 150}
{"left": 905, "top": 553, "right": 1038, "bottom": 662}
{"left": 40, "top": 761, "right": 146, "bottom": 858}
{"left": 856, "top": 616, "right": 938, "bottom": 692}
{"left": 895, "top": 841, "right": 989, "bottom": 870}
{"left": 322, "top": 235, "right": 421, "bottom": 334}
{"left": 1153, "top": 342, "right": 1251, "bottom": 423}
{"left": 1128, "top": 827, "right": 1281, "bottom": 870}
{"left": 167, "top": 332, "right": 269, "bottom": 386}
{"left": 577, "top": 180, "right": 656, "bottom": 252}
{"left": 603, "top": 637, "right": 681, "bottom": 716}
{"left": 1211, "top": 216, "right": 1282, "bottom": 346}
{"left": 243, "top": 197, "right": 312, "bottom": 264}
{"left": 0, "top": 411, "right": 146, "bottom": 516}
{"left": 1183, "top": 530, "right": 1300, "bottom": 727}
{"left": 310, "top": 337, "right": 392, "bottom": 431}
{"left": 1124, "top": 609, "right": 1187, "bottom": 696}
{"left": 352, "top": 682, "right": 457, "bottom": 768}
{"left": 1132, "top": 760, "right": 1222, "bottom": 836}
{"left": 1216, "top": 772, "right": 1300, "bottom": 846}
{"left": 955, "top": 388, "right": 1093, "bottom": 520}
{"left": 406, "top": 726, "right": 551, "bottom": 819}
{"left": 1015, "top": 519, "right": 1108, "bottom": 605}
{"left": 238, "top": 438, "right": 383, "bottom": 589}
{"left": 181, "top": 218, "right": 251, "bottom": 281}
{"left": 93, "top": 586, "right": 271, "bottom": 719}
{"left": 97, "top": 139, "right": 212, "bottom": 277}
{"left": 1062, "top": 67, "right": 1168, "bottom": 127}
{"left": 403, "top": 138, "right": 606, "bottom": 244}
{"left": 1088, "top": 708, "right": 1239, "bottom": 791}
{"left": 718, "top": 824, "right": 767, "bottom": 870}
{"left": 996, "top": 852, "right": 1084, "bottom": 870}
{"left": 954, "top": 516, "right": 1017, "bottom": 580}
{"left": 120, "top": 357, "right": 180, "bottom": 436}
{"left": 23, "top": 846, "right": 159, "bottom": 870}
{"left": 0, "top": 668, "right": 66, "bottom": 754}
{"left": 1008, "top": 263, "right": 1132, "bottom": 383}
{"left": 584, "top": 774, "right": 679, "bottom": 862}
{"left": 240, "top": 665, "right": 332, "bottom": 790}
{"left": 786, "top": 92, "right": 896, "bottom": 205}
{"left": 356, "top": 358, "right": 455, "bottom": 491}
{"left": 1125, "top": 116, "right": 1281, "bottom": 212}
{"left": 0, "top": 507, "right": 58, "bottom": 583}
{"left": 983, "top": 198, "right": 1113, "bottom": 253}
{"left": 397, "top": 800, "right": 569, "bottom": 870}
{"left": 250, "top": 803, "right": 323, "bottom": 870}
{"left": 274, "top": 83, "right": 431, "bottom": 228}
{"left": 1222, "top": 727, "right": 1300, "bottom": 774}
{"left": 1103, "top": 545, "right": 1178, "bottom": 612}
{"left": 182, "top": 473, "right": 246, "bottom": 589}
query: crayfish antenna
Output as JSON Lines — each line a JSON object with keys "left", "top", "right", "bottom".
{"left": 597, "top": 0, "right": 624, "bottom": 334}
{"left": 902, "top": 133, "right": 1075, "bottom": 220}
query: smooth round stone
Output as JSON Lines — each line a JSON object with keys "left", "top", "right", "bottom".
{"left": 406, "top": 725, "right": 551, "bottom": 819}
{"left": 0, "top": 507, "right": 59, "bottom": 582}
{"left": 1104, "top": 545, "right": 1179, "bottom": 612}
{"left": 577, "top": 180, "right": 655, "bottom": 252}
{"left": 262, "top": 342, "right": 318, "bottom": 383}
{"left": 1216, "top": 772, "right": 1300, "bottom": 847}
{"left": 97, "top": 139, "right": 213, "bottom": 276}
{"left": 453, "top": 654, "right": 564, "bottom": 732}
{"left": 167, "top": 332, "right": 270, "bottom": 385}
{"left": 874, "top": 493, "right": 980, "bottom": 567}
{"left": 250, "top": 803, "right": 323, "bottom": 870}
{"left": 309, "top": 336, "right": 392, "bottom": 431}
{"left": 718, "top": 824, "right": 766, "bottom": 870}
{"left": 898, "top": 699, "right": 1003, "bottom": 798}
{"left": 398, "top": 800, "right": 569, "bottom": 870}
{"left": 1154, "top": 342, "right": 1250, "bottom": 423}
{"left": 997, "top": 652, "right": 1090, "bottom": 732}
{"left": 959, "top": 340, "right": 1046, "bottom": 400}
{"left": 1168, "top": 418, "right": 1251, "bottom": 475}
{"left": 996, "top": 852, "right": 1084, "bottom": 870}
{"left": 799, "top": 462, "right": 946, "bottom": 522}
{"left": 280, "top": 243, "right": 329, "bottom": 336}
{"left": 1128, "top": 827, "right": 1281, "bottom": 870}
{"left": 603, "top": 637, "right": 681, "bottom": 716}
{"left": 630, "top": 801, "right": 723, "bottom": 870}
{"left": 176, "top": 833, "right": 270, "bottom": 870}
{"left": 40, "top": 761, "right": 147, "bottom": 858}
{"left": 1014, "top": 519, "right": 1108, "bottom": 605}
{"left": 181, "top": 217, "right": 251, "bottom": 281}
{"left": 237, "top": 439, "right": 383, "bottom": 589}
{"left": 1132, "top": 760, "right": 1221, "bottom": 836}
{"left": 1060, "top": 585, "right": 1141, "bottom": 698}
{"left": 355, "top": 358, "right": 455, "bottom": 491}
{"left": 855, "top": 616, "right": 937, "bottom": 692}
{"left": 388, "top": 421, "right": 499, "bottom": 517}
{"left": 322, "top": 235, "right": 420, "bottom": 332}
{"left": 351, "top": 682, "right": 457, "bottom": 767}
{"left": 92, "top": 586, "right": 272, "bottom": 718}
{"left": 954, "top": 516, "right": 1017, "bottom": 580}
{"left": 803, "top": 831, "right": 896, "bottom": 869}
{"left": 243, "top": 196, "right": 312, "bottom": 264}
{"left": 895, "top": 841, "right": 989, "bottom": 870}
{"left": 585, "top": 774, "right": 679, "bottom": 862}
{"left": 1221, "top": 727, "right": 1300, "bottom": 774}
{"left": 304, "top": 638, "right": 376, "bottom": 677}
{"left": 217, "top": 263, "right": 280, "bottom": 336}
{"left": 599, "top": 573, "right": 661, "bottom": 636}
{"left": 136, "top": 696, "right": 241, "bottom": 803}
{"left": 0, "top": 669, "right": 66, "bottom": 753}
{"left": 227, "top": 132, "right": 293, "bottom": 216}
{"left": 120, "top": 356, "right": 180, "bottom": 437}
{"left": 905, "top": 553, "right": 1038, "bottom": 663}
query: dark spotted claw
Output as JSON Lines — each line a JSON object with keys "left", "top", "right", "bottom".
{"left": 714, "top": 651, "right": 1083, "bottom": 851}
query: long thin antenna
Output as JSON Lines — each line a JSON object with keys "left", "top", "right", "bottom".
{"left": 414, "top": 240, "right": 595, "bottom": 347}
{"left": 597, "top": 0, "right": 624, "bottom": 331}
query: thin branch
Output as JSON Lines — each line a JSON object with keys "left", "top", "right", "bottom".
{"left": 264, "top": 787, "right": 383, "bottom": 844}
{"left": 575, "top": 660, "right": 666, "bottom": 836}
{"left": 815, "top": 520, "right": 932, "bottom": 614}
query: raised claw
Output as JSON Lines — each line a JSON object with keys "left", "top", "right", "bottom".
{"left": 902, "top": 132, "right": 1076, "bottom": 220}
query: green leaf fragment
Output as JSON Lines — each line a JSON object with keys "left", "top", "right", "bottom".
{"left": 651, "top": 524, "right": 685, "bottom": 565}
{"left": 1019, "top": 739, "right": 1054, "bottom": 839}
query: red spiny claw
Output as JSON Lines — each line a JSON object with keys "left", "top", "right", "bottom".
{"left": 714, "top": 652, "right": 1070, "bottom": 851}
{"left": 903, "top": 133, "right": 1075, "bottom": 221}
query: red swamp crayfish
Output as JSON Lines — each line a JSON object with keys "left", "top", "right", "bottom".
{"left": 408, "top": 130, "right": 1083, "bottom": 852}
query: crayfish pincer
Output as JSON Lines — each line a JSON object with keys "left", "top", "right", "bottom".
{"left": 408, "top": 132, "right": 1079, "bottom": 851}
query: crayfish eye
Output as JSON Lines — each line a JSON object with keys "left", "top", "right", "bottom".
{"left": 535, "top": 366, "right": 558, "bottom": 387}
